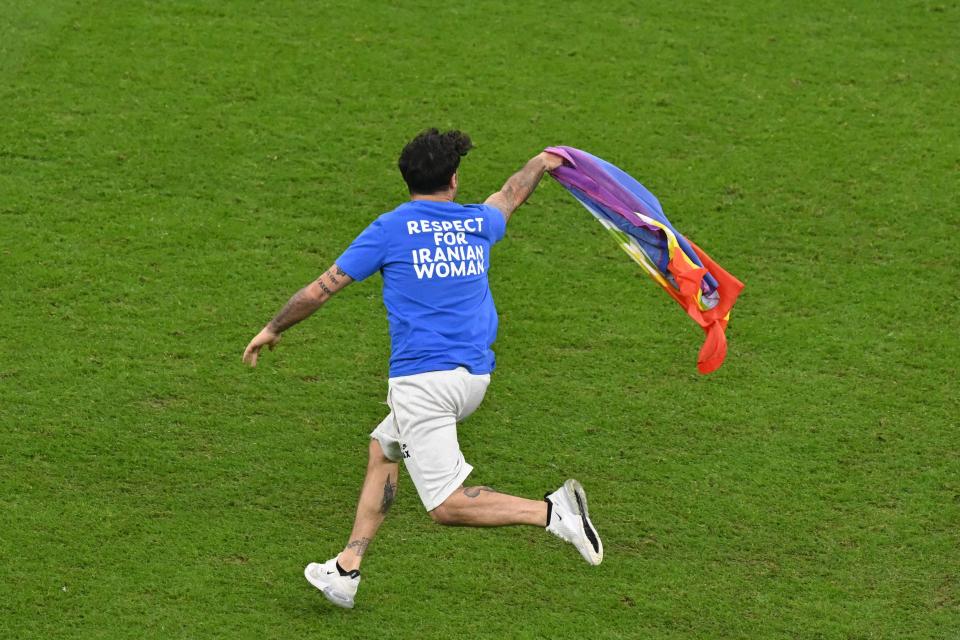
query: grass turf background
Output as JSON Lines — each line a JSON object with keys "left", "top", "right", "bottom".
{"left": 1, "top": 1, "right": 958, "bottom": 638}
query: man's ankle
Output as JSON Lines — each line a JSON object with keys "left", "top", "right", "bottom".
{"left": 336, "top": 552, "right": 361, "bottom": 572}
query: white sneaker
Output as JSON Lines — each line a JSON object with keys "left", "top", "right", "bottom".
{"left": 304, "top": 558, "right": 360, "bottom": 609}
{"left": 545, "top": 479, "right": 603, "bottom": 565}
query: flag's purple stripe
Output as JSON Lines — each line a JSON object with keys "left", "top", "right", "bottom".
{"left": 548, "top": 148, "right": 661, "bottom": 231}
{"left": 595, "top": 152, "right": 712, "bottom": 285}
{"left": 568, "top": 185, "right": 670, "bottom": 273}
{"left": 552, "top": 146, "right": 700, "bottom": 265}
{"left": 547, "top": 146, "right": 719, "bottom": 293}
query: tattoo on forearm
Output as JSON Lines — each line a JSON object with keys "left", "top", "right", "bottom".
{"left": 328, "top": 266, "right": 348, "bottom": 286}
{"left": 317, "top": 277, "right": 333, "bottom": 296}
{"left": 503, "top": 160, "right": 546, "bottom": 208}
{"left": 268, "top": 288, "right": 319, "bottom": 333}
{"left": 346, "top": 537, "right": 371, "bottom": 556}
{"left": 463, "top": 486, "right": 497, "bottom": 498}
{"left": 380, "top": 474, "right": 397, "bottom": 514}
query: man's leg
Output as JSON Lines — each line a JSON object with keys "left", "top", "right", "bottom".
{"left": 429, "top": 486, "right": 547, "bottom": 527}
{"left": 304, "top": 419, "right": 402, "bottom": 608}
{"left": 337, "top": 438, "right": 398, "bottom": 571}
{"left": 430, "top": 481, "right": 603, "bottom": 566}
{"left": 392, "top": 369, "right": 603, "bottom": 564}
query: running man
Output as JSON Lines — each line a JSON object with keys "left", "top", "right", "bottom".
{"left": 242, "top": 129, "right": 602, "bottom": 609}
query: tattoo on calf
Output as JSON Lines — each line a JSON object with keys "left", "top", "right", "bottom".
{"left": 463, "top": 486, "right": 497, "bottom": 498}
{"left": 380, "top": 474, "right": 397, "bottom": 514}
{"left": 328, "top": 268, "right": 341, "bottom": 285}
{"left": 317, "top": 278, "right": 333, "bottom": 296}
{"left": 346, "top": 537, "right": 371, "bottom": 556}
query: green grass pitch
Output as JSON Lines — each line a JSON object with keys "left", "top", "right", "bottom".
{"left": 1, "top": 1, "right": 958, "bottom": 638}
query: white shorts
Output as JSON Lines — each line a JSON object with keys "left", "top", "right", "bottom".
{"left": 370, "top": 367, "right": 490, "bottom": 511}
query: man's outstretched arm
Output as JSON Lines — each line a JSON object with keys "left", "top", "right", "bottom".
{"left": 484, "top": 151, "right": 565, "bottom": 223}
{"left": 242, "top": 263, "right": 354, "bottom": 367}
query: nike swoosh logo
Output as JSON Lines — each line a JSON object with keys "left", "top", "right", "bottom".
{"left": 574, "top": 491, "right": 600, "bottom": 554}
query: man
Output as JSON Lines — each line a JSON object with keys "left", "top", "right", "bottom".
{"left": 242, "top": 129, "right": 602, "bottom": 609}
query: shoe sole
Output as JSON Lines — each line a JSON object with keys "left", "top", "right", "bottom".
{"left": 304, "top": 565, "right": 355, "bottom": 609}
{"left": 565, "top": 479, "right": 603, "bottom": 566}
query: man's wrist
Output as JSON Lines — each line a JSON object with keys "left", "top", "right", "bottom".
{"left": 265, "top": 321, "right": 283, "bottom": 335}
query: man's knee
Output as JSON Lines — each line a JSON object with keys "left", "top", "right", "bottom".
{"left": 368, "top": 439, "right": 393, "bottom": 468}
{"left": 428, "top": 497, "right": 462, "bottom": 526}
{"left": 429, "top": 503, "right": 451, "bottom": 525}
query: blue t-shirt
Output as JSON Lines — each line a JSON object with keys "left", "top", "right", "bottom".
{"left": 336, "top": 200, "right": 507, "bottom": 378}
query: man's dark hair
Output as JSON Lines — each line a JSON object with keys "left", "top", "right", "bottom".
{"left": 398, "top": 128, "right": 474, "bottom": 195}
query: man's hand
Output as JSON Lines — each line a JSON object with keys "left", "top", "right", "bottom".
{"left": 541, "top": 151, "right": 565, "bottom": 172}
{"left": 242, "top": 326, "right": 282, "bottom": 367}
{"left": 242, "top": 264, "right": 354, "bottom": 368}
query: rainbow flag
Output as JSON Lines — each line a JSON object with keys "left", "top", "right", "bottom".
{"left": 545, "top": 146, "right": 744, "bottom": 374}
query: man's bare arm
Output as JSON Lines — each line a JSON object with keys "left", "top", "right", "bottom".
{"left": 242, "top": 264, "right": 354, "bottom": 367}
{"left": 484, "top": 151, "right": 564, "bottom": 223}
{"left": 268, "top": 264, "right": 352, "bottom": 332}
